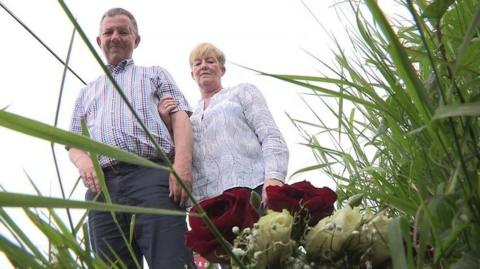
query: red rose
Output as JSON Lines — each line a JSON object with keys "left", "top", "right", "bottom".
{"left": 266, "top": 181, "right": 336, "bottom": 226}
{"left": 185, "top": 188, "right": 259, "bottom": 262}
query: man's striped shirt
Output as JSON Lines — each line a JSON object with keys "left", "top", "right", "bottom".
{"left": 69, "top": 58, "right": 191, "bottom": 167}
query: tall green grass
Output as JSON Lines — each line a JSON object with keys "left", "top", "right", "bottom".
{"left": 268, "top": 0, "right": 479, "bottom": 267}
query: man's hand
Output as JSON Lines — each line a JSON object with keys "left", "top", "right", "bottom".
{"left": 262, "top": 178, "right": 283, "bottom": 206}
{"left": 169, "top": 164, "right": 192, "bottom": 207}
{"left": 69, "top": 148, "right": 100, "bottom": 192}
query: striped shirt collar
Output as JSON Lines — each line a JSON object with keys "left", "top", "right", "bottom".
{"left": 108, "top": 58, "right": 134, "bottom": 73}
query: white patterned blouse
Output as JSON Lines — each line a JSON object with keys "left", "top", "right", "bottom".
{"left": 190, "top": 83, "right": 289, "bottom": 202}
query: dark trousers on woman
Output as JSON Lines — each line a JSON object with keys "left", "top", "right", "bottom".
{"left": 86, "top": 162, "right": 194, "bottom": 269}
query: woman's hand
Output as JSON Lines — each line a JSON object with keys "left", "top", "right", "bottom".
{"left": 158, "top": 96, "right": 178, "bottom": 133}
{"left": 262, "top": 178, "right": 283, "bottom": 206}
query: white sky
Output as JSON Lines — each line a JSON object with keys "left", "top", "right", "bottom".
{"left": 0, "top": 0, "right": 361, "bottom": 266}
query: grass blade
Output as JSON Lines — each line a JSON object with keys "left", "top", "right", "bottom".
{"left": 0, "top": 192, "right": 188, "bottom": 217}
{"left": 433, "top": 102, "right": 480, "bottom": 119}
{"left": 0, "top": 110, "right": 164, "bottom": 169}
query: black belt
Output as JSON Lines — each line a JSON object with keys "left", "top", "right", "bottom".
{"left": 102, "top": 158, "right": 165, "bottom": 173}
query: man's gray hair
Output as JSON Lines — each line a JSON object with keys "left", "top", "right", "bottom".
{"left": 100, "top": 8, "right": 139, "bottom": 36}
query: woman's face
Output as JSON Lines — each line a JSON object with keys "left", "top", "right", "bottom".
{"left": 191, "top": 55, "right": 225, "bottom": 90}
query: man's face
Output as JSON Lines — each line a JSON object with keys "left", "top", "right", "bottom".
{"left": 97, "top": 15, "right": 140, "bottom": 66}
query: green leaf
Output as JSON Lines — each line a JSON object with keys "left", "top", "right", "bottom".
{"left": 232, "top": 63, "right": 381, "bottom": 111}
{"left": 250, "top": 191, "right": 261, "bottom": 211}
{"left": 433, "top": 102, "right": 480, "bottom": 119}
{"left": 373, "top": 193, "right": 417, "bottom": 216}
{"left": 0, "top": 208, "right": 49, "bottom": 265}
{"left": 423, "top": 0, "right": 456, "bottom": 19}
{"left": 388, "top": 217, "right": 410, "bottom": 269}
{"left": 23, "top": 209, "right": 79, "bottom": 262}
{"left": 451, "top": 252, "right": 480, "bottom": 269}
{"left": 0, "top": 192, "right": 188, "bottom": 217}
{"left": 365, "top": 0, "right": 433, "bottom": 121}
{"left": 289, "top": 163, "right": 336, "bottom": 178}
{"left": 0, "top": 110, "right": 164, "bottom": 169}
{"left": 452, "top": 1, "right": 480, "bottom": 74}
{"left": 0, "top": 234, "right": 43, "bottom": 269}
{"left": 347, "top": 193, "right": 363, "bottom": 207}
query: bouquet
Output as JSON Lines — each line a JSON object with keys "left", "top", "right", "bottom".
{"left": 185, "top": 181, "right": 392, "bottom": 268}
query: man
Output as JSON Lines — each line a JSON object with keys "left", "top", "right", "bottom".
{"left": 68, "top": 8, "right": 194, "bottom": 268}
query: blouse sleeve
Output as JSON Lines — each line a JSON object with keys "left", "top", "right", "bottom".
{"left": 239, "top": 83, "right": 289, "bottom": 181}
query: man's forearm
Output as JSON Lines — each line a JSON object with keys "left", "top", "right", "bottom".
{"left": 171, "top": 111, "right": 193, "bottom": 171}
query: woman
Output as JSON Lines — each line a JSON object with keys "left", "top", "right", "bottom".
{"left": 159, "top": 43, "right": 288, "bottom": 206}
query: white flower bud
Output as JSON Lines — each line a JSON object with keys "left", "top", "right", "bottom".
{"left": 232, "top": 226, "right": 240, "bottom": 234}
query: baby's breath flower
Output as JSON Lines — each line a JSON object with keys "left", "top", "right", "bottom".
{"left": 232, "top": 248, "right": 246, "bottom": 257}
{"left": 232, "top": 226, "right": 240, "bottom": 234}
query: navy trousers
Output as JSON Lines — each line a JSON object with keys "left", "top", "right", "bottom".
{"left": 86, "top": 162, "right": 194, "bottom": 269}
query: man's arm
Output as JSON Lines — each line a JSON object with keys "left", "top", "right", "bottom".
{"left": 69, "top": 148, "right": 100, "bottom": 192}
{"left": 169, "top": 110, "right": 193, "bottom": 206}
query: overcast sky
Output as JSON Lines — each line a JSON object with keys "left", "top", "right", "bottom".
{"left": 0, "top": 0, "right": 375, "bottom": 266}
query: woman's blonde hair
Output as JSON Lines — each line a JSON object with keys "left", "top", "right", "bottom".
{"left": 189, "top": 43, "right": 226, "bottom": 67}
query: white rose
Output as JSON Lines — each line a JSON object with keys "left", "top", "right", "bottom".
{"left": 251, "top": 209, "right": 294, "bottom": 267}
{"left": 305, "top": 206, "right": 362, "bottom": 258}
